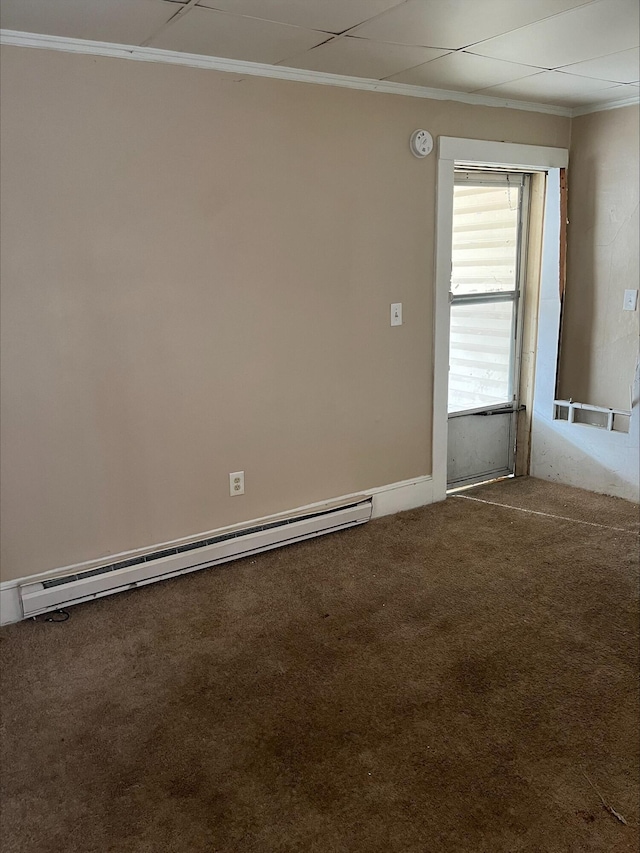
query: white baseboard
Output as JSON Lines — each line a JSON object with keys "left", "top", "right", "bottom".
{"left": 0, "top": 586, "right": 22, "bottom": 627}
{"left": 0, "top": 474, "right": 434, "bottom": 626}
{"left": 369, "top": 474, "right": 434, "bottom": 518}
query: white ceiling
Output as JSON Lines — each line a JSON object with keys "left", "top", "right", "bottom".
{"left": 1, "top": 0, "right": 638, "bottom": 110}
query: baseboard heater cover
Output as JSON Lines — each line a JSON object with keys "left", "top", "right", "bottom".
{"left": 19, "top": 496, "right": 372, "bottom": 618}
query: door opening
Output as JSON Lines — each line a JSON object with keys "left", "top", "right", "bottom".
{"left": 447, "top": 170, "right": 531, "bottom": 490}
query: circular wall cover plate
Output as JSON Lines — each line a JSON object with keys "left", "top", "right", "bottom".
{"left": 410, "top": 129, "right": 433, "bottom": 158}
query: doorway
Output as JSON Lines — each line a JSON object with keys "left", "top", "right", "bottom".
{"left": 431, "top": 136, "right": 568, "bottom": 503}
{"left": 447, "top": 170, "right": 531, "bottom": 489}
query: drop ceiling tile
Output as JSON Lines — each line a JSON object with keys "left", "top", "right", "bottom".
{"left": 470, "top": 0, "right": 640, "bottom": 69}
{"left": 387, "top": 51, "right": 541, "bottom": 90}
{"left": 559, "top": 47, "right": 640, "bottom": 83}
{"left": 196, "top": 0, "right": 405, "bottom": 34}
{"left": 149, "top": 6, "right": 328, "bottom": 63}
{"left": 0, "top": 0, "right": 174, "bottom": 44}
{"left": 476, "top": 70, "right": 624, "bottom": 106}
{"left": 577, "top": 82, "right": 639, "bottom": 102}
{"left": 349, "top": 0, "right": 594, "bottom": 50}
{"left": 279, "top": 37, "right": 449, "bottom": 80}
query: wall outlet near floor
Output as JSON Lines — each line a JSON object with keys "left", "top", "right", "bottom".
{"left": 229, "top": 471, "right": 244, "bottom": 496}
{"left": 623, "top": 289, "right": 638, "bottom": 311}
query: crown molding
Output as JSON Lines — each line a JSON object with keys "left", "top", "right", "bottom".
{"left": 3, "top": 29, "right": 635, "bottom": 118}
{"left": 0, "top": 28, "right": 575, "bottom": 117}
{"left": 571, "top": 92, "right": 640, "bottom": 117}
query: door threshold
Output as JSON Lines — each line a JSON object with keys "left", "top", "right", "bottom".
{"left": 447, "top": 474, "right": 514, "bottom": 495}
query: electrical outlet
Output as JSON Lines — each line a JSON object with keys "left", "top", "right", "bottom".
{"left": 229, "top": 471, "right": 244, "bottom": 496}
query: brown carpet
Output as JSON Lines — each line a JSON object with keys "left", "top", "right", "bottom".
{"left": 1, "top": 477, "right": 638, "bottom": 853}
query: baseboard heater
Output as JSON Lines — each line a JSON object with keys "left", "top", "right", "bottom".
{"left": 19, "top": 496, "right": 372, "bottom": 618}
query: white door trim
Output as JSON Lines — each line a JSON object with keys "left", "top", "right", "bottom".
{"left": 432, "top": 138, "right": 568, "bottom": 501}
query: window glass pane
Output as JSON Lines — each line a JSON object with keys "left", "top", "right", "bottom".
{"left": 451, "top": 184, "right": 520, "bottom": 295}
{"left": 448, "top": 300, "right": 514, "bottom": 413}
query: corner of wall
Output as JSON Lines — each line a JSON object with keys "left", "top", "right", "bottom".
{"left": 530, "top": 168, "right": 640, "bottom": 503}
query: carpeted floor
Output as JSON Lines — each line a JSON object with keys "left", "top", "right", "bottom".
{"left": 1, "top": 477, "right": 638, "bottom": 853}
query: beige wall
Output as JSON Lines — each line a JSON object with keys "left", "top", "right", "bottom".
{"left": 559, "top": 105, "right": 639, "bottom": 410}
{"left": 0, "top": 45, "right": 570, "bottom": 582}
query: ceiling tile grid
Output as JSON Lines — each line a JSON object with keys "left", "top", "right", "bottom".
{"left": 0, "top": 0, "right": 638, "bottom": 111}
{"left": 474, "top": 69, "right": 632, "bottom": 106}
{"left": 347, "top": 0, "right": 597, "bottom": 50}
{"left": 148, "top": 6, "right": 329, "bottom": 63}
{"left": 277, "top": 36, "right": 448, "bottom": 80}
{"left": 466, "top": 0, "right": 640, "bottom": 69}
{"left": 386, "top": 51, "right": 543, "bottom": 91}
{"left": 558, "top": 47, "right": 640, "bottom": 84}
{"left": 196, "top": 0, "right": 406, "bottom": 34}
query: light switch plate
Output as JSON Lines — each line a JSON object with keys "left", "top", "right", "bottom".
{"left": 391, "top": 303, "right": 402, "bottom": 326}
{"left": 623, "top": 289, "right": 638, "bottom": 311}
